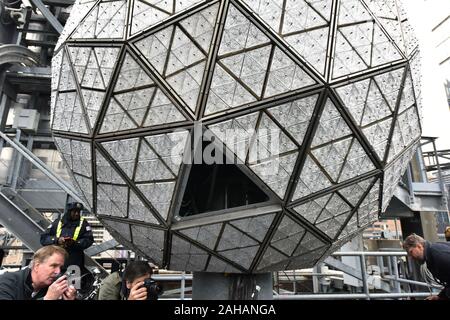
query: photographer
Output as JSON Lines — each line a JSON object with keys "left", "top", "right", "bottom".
{"left": 98, "top": 261, "right": 161, "bottom": 300}
{"left": 0, "top": 246, "right": 76, "bottom": 300}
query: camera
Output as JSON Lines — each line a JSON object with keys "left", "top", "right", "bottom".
{"left": 143, "top": 278, "right": 162, "bottom": 300}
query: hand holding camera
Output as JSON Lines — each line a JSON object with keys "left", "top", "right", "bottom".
{"left": 128, "top": 278, "right": 162, "bottom": 300}
{"left": 128, "top": 281, "right": 148, "bottom": 300}
{"left": 143, "top": 279, "right": 162, "bottom": 300}
{"left": 45, "top": 272, "right": 77, "bottom": 300}
{"left": 44, "top": 275, "right": 69, "bottom": 300}
{"left": 62, "top": 285, "right": 77, "bottom": 300}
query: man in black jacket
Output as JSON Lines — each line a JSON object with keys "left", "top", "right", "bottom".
{"left": 40, "top": 202, "right": 94, "bottom": 273}
{"left": 403, "top": 233, "right": 450, "bottom": 300}
{"left": 0, "top": 245, "right": 76, "bottom": 300}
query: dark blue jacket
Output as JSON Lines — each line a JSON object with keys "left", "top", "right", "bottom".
{"left": 424, "top": 241, "right": 450, "bottom": 298}
{"left": 0, "top": 268, "right": 47, "bottom": 300}
{"left": 40, "top": 215, "right": 94, "bottom": 270}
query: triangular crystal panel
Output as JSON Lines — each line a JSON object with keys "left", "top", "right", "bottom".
{"left": 292, "top": 155, "right": 333, "bottom": 201}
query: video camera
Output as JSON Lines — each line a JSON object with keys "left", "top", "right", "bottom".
{"left": 143, "top": 278, "right": 163, "bottom": 300}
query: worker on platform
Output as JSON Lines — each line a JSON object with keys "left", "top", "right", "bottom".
{"left": 40, "top": 201, "right": 94, "bottom": 273}
{"left": 40, "top": 201, "right": 94, "bottom": 298}
{"left": 403, "top": 233, "right": 450, "bottom": 300}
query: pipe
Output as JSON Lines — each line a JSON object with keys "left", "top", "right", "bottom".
{"left": 273, "top": 292, "right": 436, "bottom": 300}
{"left": 332, "top": 252, "right": 407, "bottom": 256}
{"left": 383, "top": 276, "right": 441, "bottom": 289}
{"left": 181, "top": 272, "right": 185, "bottom": 300}
{"left": 359, "top": 254, "right": 370, "bottom": 300}
{"left": 151, "top": 275, "right": 193, "bottom": 281}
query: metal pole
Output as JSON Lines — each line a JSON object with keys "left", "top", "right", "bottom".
{"left": 406, "top": 165, "right": 415, "bottom": 203}
{"left": 394, "top": 218, "right": 399, "bottom": 240}
{"left": 432, "top": 139, "right": 446, "bottom": 193}
{"left": 392, "top": 256, "right": 402, "bottom": 293}
{"left": 292, "top": 269, "right": 297, "bottom": 294}
{"left": 377, "top": 256, "right": 385, "bottom": 276}
{"left": 312, "top": 264, "right": 320, "bottom": 293}
{"left": 274, "top": 292, "right": 435, "bottom": 300}
{"left": 431, "top": 139, "right": 450, "bottom": 220}
{"left": 359, "top": 254, "right": 370, "bottom": 300}
{"left": 387, "top": 256, "right": 394, "bottom": 290}
{"left": 180, "top": 271, "right": 185, "bottom": 300}
{"left": 28, "top": 0, "right": 63, "bottom": 33}
{"left": 383, "top": 276, "right": 439, "bottom": 289}
{"left": 415, "top": 146, "right": 428, "bottom": 182}
{"left": 10, "top": 129, "right": 22, "bottom": 189}
{"left": 151, "top": 275, "right": 193, "bottom": 281}
{"left": 332, "top": 251, "right": 407, "bottom": 256}
{"left": 274, "top": 272, "right": 279, "bottom": 294}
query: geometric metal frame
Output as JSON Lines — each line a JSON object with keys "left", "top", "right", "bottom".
{"left": 51, "top": 0, "right": 422, "bottom": 273}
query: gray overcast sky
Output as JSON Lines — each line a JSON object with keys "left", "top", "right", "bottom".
{"left": 403, "top": 0, "right": 450, "bottom": 150}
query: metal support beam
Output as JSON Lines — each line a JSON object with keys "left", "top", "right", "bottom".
{"left": 0, "top": 189, "right": 107, "bottom": 276}
{"left": 1, "top": 187, "right": 52, "bottom": 229}
{"left": 391, "top": 256, "right": 402, "bottom": 293}
{"left": 9, "top": 129, "right": 23, "bottom": 189}
{"left": 332, "top": 251, "right": 407, "bottom": 257}
{"left": 0, "top": 131, "right": 86, "bottom": 206}
{"left": 323, "top": 257, "right": 362, "bottom": 281}
{"left": 0, "top": 191, "right": 45, "bottom": 251}
{"left": 312, "top": 264, "right": 320, "bottom": 293}
{"left": 274, "top": 292, "right": 436, "bottom": 300}
{"left": 359, "top": 255, "right": 370, "bottom": 300}
{"left": 85, "top": 239, "right": 119, "bottom": 257}
{"left": 383, "top": 275, "right": 440, "bottom": 289}
{"left": 180, "top": 271, "right": 186, "bottom": 300}
{"left": 29, "top": 0, "right": 63, "bottom": 34}
{"left": 42, "top": 0, "right": 74, "bottom": 6}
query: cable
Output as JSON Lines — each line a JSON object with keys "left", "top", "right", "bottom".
{"left": 420, "top": 263, "right": 444, "bottom": 294}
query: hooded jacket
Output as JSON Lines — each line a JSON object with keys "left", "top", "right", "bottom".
{"left": 40, "top": 214, "right": 94, "bottom": 270}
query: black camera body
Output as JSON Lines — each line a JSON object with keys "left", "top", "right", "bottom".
{"left": 143, "top": 278, "right": 162, "bottom": 300}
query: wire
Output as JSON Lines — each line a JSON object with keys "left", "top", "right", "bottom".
{"left": 420, "top": 263, "right": 444, "bottom": 294}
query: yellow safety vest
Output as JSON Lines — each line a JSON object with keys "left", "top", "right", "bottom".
{"left": 56, "top": 217, "right": 85, "bottom": 241}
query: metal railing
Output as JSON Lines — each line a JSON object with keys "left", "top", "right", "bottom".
{"left": 152, "top": 272, "right": 192, "bottom": 300}
{"left": 274, "top": 251, "right": 441, "bottom": 300}
{"left": 274, "top": 292, "right": 435, "bottom": 300}
{"left": 124, "top": 252, "right": 441, "bottom": 301}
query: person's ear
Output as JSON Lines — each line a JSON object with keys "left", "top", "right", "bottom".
{"left": 126, "top": 281, "right": 132, "bottom": 289}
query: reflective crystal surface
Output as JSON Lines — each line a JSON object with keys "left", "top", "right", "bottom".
{"left": 53, "top": 0, "right": 422, "bottom": 272}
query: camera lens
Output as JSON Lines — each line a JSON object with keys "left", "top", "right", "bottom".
{"left": 143, "top": 279, "right": 162, "bottom": 300}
